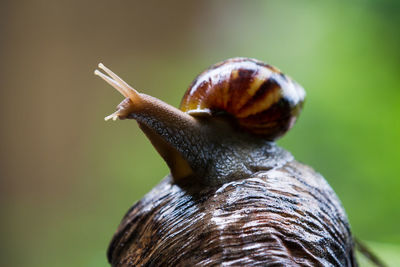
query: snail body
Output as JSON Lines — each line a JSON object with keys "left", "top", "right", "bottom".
{"left": 95, "top": 58, "right": 357, "bottom": 266}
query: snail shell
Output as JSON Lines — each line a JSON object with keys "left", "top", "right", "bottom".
{"left": 107, "top": 162, "right": 357, "bottom": 266}
{"left": 180, "top": 58, "right": 306, "bottom": 140}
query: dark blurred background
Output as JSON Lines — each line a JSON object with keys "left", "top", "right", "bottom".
{"left": 1, "top": 0, "right": 399, "bottom": 266}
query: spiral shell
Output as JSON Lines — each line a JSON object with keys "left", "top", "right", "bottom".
{"left": 180, "top": 58, "right": 306, "bottom": 140}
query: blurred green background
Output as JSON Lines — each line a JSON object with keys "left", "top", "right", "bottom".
{"left": 1, "top": 0, "right": 399, "bottom": 266}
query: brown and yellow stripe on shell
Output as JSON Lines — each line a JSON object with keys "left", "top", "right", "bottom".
{"left": 180, "top": 58, "right": 305, "bottom": 140}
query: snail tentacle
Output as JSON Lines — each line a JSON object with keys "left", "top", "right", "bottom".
{"left": 96, "top": 63, "right": 139, "bottom": 100}
{"left": 95, "top": 64, "right": 145, "bottom": 121}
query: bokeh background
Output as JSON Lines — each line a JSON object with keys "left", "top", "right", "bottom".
{"left": 1, "top": 0, "right": 399, "bottom": 266}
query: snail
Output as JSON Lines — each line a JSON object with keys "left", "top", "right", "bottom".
{"left": 95, "top": 58, "right": 357, "bottom": 266}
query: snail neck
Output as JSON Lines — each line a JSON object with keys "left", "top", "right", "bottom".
{"left": 182, "top": 117, "right": 293, "bottom": 186}
{"left": 131, "top": 105, "right": 292, "bottom": 186}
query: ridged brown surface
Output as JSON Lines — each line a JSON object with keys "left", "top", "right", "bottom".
{"left": 108, "top": 160, "right": 356, "bottom": 266}
{"left": 179, "top": 58, "right": 306, "bottom": 140}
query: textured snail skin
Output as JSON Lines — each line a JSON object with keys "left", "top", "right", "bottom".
{"left": 108, "top": 162, "right": 356, "bottom": 266}
{"left": 95, "top": 58, "right": 357, "bottom": 266}
{"left": 131, "top": 114, "right": 293, "bottom": 185}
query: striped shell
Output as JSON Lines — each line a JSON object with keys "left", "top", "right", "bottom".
{"left": 180, "top": 58, "right": 306, "bottom": 140}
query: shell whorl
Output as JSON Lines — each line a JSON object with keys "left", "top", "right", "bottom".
{"left": 180, "top": 58, "right": 306, "bottom": 140}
